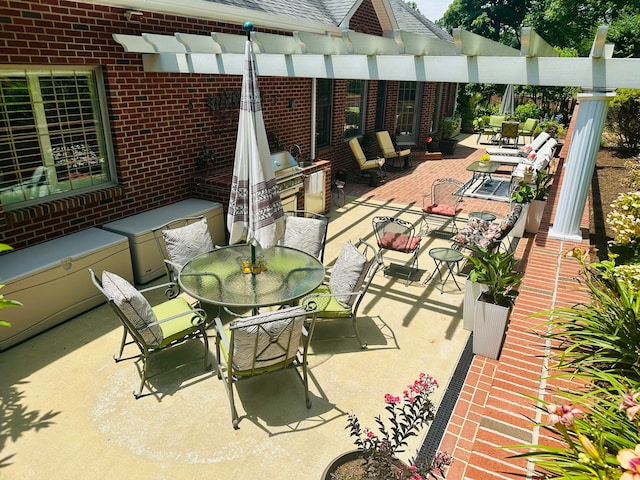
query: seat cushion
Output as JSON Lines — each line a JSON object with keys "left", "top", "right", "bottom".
{"left": 423, "top": 203, "right": 458, "bottom": 217}
{"left": 279, "top": 215, "right": 326, "bottom": 259}
{"left": 329, "top": 241, "right": 367, "bottom": 308}
{"left": 162, "top": 218, "right": 214, "bottom": 268}
{"left": 152, "top": 297, "right": 202, "bottom": 347}
{"left": 229, "top": 306, "right": 306, "bottom": 373}
{"left": 378, "top": 232, "right": 421, "bottom": 252}
{"left": 102, "top": 271, "right": 163, "bottom": 346}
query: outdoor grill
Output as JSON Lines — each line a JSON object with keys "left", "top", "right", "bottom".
{"left": 271, "top": 151, "right": 304, "bottom": 207}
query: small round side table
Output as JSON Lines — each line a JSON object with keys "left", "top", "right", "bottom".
{"left": 423, "top": 247, "right": 464, "bottom": 294}
{"left": 469, "top": 211, "right": 497, "bottom": 222}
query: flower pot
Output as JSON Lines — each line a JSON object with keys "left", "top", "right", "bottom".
{"left": 321, "top": 450, "right": 410, "bottom": 480}
{"left": 510, "top": 202, "right": 529, "bottom": 238}
{"left": 463, "top": 278, "right": 488, "bottom": 331}
{"left": 525, "top": 199, "right": 546, "bottom": 233}
{"left": 473, "top": 298, "right": 511, "bottom": 360}
{"left": 439, "top": 138, "right": 458, "bottom": 154}
{"left": 426, "top": 141, "right": 440, "bottom": 152}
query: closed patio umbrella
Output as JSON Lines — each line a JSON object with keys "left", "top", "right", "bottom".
{"left": 499, "top": 84, "right": 515, "bottom": 116}
{"left": 227, "top": 22, "right": 285, "bottom": 263}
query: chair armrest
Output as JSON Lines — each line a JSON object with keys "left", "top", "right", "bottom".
{"left": 149, "top": 307, "right": 207, "bottom": 327}
{"left": 214, "top": 317, "right": 230, "bottom": 351}
{"left": 138, "top": 281, "right": 180, "bottom": 295}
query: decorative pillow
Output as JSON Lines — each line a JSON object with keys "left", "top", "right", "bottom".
{"left": 422, "top": 203, "right": 457, "bottom": 217}
{"left": 101, "top": 271, "right": 162, "bottom": 346}
{"left": 329, "top": 241, "right": 367, "bottom": 308}
{"left": 162, "top": 218, "right": 214, "bottom": 268}
{"left": 278, "top": 215, "right": 325, "bottom": 259}
{"left": 230, "top": 306, "right": 306, "bottom": 371}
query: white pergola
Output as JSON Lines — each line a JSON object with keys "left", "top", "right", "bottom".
{"left": 113, "top": 25, "right": 640, "bottom": 241}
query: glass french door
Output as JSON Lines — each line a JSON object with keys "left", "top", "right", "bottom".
{"left": 395, "top": 82, "right": 422, "bottom": 144}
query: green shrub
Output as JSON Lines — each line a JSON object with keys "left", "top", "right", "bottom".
{"left": 607, "top": 89, "right": 640, "bottom": 154}
{"left": 514, "top": 101, "right": 543, "bottom": 122}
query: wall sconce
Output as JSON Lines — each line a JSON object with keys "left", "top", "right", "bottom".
{"left": 288, "top": 100, "right": 295, "bottom": 109}
{"left": 124, "top": 10, "right": 143, "bottom": 22}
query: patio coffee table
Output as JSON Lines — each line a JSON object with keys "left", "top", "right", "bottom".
{"left": 466, "top": 160, "right": 500, "bottom": 184}
{"left": 179, "top": 244, "right": 325, "bottom": 311}
{"left": 423, "top": 247, "right": 464, "bottom": 294}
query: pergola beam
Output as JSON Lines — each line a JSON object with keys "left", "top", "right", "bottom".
{"left": 113, "top": 27, "right": 640, "bottom": 89}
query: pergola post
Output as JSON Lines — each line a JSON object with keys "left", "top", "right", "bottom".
{"left": 548, "top": 91, "right": 614, "bottom": 241}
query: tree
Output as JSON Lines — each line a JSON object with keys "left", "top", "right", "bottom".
{"left": 439, "top": 0, "right": 531, "bottom": 46}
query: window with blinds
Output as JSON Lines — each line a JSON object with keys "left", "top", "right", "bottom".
{"left": 0, "top": 67, "right": 114, "bottom": 208}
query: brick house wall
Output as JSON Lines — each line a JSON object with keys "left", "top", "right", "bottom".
{"left": 0, "top": 0, "right": 456, "bottom": 249}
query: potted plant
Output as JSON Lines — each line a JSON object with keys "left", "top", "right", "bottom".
{"left": 439, "top": 115, "right": 461, "bottom": 154}
{"left": 322, "top": 373, "right": 452, "bottom": 479}
{"left": 467, "top": 247, "right": 523, "bottom": 359}
{"left": 525, "top": 170, "right": 553, "bottom": 233}
{"left": 510, "top": 181, "right": 534, "bottom": 237}
{"left": 425, "top": 135, "right": 439, "bottom": 152}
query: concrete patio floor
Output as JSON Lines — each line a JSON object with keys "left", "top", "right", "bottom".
{"left": 1, "top": 133, "right": 582, "bottom": 479}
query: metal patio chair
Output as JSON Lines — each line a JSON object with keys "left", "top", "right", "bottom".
{"left": 214, "top": 304, "right": 318, "bottom": 429}
{"left": 278, "top": 209, "right": 329, "bottom": 262}
{"left": 372, "top": 216, "right": 422, "bottom": 285}
{"left": 421, "top": 178, "right": 465, "bottom": 235}
{"left": 90, "top": 268, "right": 211, "bottom": 399}
{"left": 301, "top": 238, "right": 383, "bottom": 349}
{"left": 152, "top": 217, "right": 215, "bottom": 295}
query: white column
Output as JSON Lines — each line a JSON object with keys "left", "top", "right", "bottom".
{"left": 548, "top": 91, "right": 614, "bottom": 241}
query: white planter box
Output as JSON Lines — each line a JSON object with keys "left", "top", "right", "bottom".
{"left": 509, "top": 202, "right": 529, "bottom": 238}
{"left": 463, "top": 279, "right": 488, "bottom": 331}
{"left": 525, "top": 199, "right": 546, "bottom": 233}
{"left": 473, "top": 299, "right": 510, "bottom": 360}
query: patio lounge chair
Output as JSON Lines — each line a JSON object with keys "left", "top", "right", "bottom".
{"left": 421, "top": 178, "right": 465, "bottom": 236}
{"left": 375, "top": 130, "right": 412, "bottom": 170}
{"left": 152, "top": 217, "right": 215, "bottom": 292}
{"left": 301, "top": 238, "right": 382, "bottom": 349}
{"left": 278, "top": 210, "right": 329, "bottom": 262}
{"left": 486, "top": 131, "right": 550, "bottom": 158}
{"left": 214, "top": 305, "right": 318, "bottom": 429}
{"left": 348, "top": 137, "right": 386, "bottom": 186}
{"left": 372, "top": 216, "right": 422, "bottom": 285}
{"left": 90, "top": 268, "right": 211, "bottom": 398}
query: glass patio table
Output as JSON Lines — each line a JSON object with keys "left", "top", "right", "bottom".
{"left": 178, "top": 244, "right": 325, "bottom": 310}
{"left": 466, "top": 160, "right": 500, "bottom": 184}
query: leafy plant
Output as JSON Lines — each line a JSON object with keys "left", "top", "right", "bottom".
{"left": 606, "top": 89, "right": 640, "bottom": 154}
{"left": 513, "top": 101, "right": 543, "bottom": 122}
{"left": 441, "top": 115, "right": 461, "bottom": 140}
{"left": 511, "top": 181, "right": 534, "bottom": 204}
{"left": 343, "top": 373, "right": 452, "bottom": 479}
{"left": 532, "top": 169, "right": 553, "bottom": 201}
{"left": 467, "top": 247, "right": 523, "bottom": 307}
{"left": 0, "top": 243, "right": 22, "bottom": 327}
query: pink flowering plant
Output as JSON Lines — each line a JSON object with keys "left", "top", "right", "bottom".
{"left": 511, "top": 247, "right": 640, "bottom": 479}
{"left": 345, "top": 373, "right": 452, "bottom": 479}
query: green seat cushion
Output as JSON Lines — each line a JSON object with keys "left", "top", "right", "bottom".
{"left": 306, "top": 285, "right": 352, "bottom": 318}
{"left": 152, "top": 297, "right": 202, "bottom": 347}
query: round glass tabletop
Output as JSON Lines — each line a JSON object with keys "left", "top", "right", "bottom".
{"left": 178, "top": 244, "right": 325, "bottom": 309}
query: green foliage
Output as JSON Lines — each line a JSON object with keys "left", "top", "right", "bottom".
{"left": 606, "top": 89, "right": 640, "bottom": 154}
{"left": 536, "top": 118, "right": 565, "bottom": 138}
{"left": 441, "top": 115, "right": 461, "bottom": 139}
{"left": 511, "top": 181, "right": 535, "bottom": 203}
{"left": 0, "top": 243, "right": 22, "bottom": 327}
{"left": 467, "top": 247, "right": 523, "bottom": 307}
{"left": 513, "top": 101, "right": 543, "bottom": 122}
{"left": 533, "top": 169, "right": 554, "bottom": 200}
{"left": 510, "top": 247, "right": 640, "bottom": 479}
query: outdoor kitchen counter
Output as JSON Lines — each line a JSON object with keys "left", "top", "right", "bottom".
{"left": 193, "top": 159, "right": 330, "bottom": 186}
